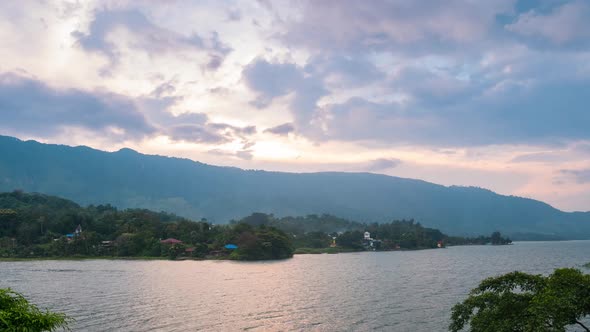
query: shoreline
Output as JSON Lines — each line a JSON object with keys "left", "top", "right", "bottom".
{"left": 0, "top": 244, "right": 511, "bottom": 261}
{"left": 0, "top": 244, "right": 497, "bottom": 262}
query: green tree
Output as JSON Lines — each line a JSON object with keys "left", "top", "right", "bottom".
{"left": 167, "top": 243, "right": 186, "bottom": 260}
{"left": 229, "top": 224, "right": 293, "bottom": 260}
{"left": 336, "top": 230, "right": 363, "bottom": 249}
{"left": 450, "top": 268, "right": 590, "bottom": 332}
{"left": 0, "top": 288, "right": 69, "bottom": 331}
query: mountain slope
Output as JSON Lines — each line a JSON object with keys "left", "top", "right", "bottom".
{"left": 0, "top": 135, "right": 589, "bottom": 238}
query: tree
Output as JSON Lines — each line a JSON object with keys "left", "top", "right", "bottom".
{"left": 229, "top": 224, "right": 293, "bottom": 260}
{"left": 0, "top": 288, "right": 69, "bottom": 331}
{"left": 336, "top": 230, "right": 363, "bottom": 249}
{"left": 449, "top": 268, "right": 590, "bottom": 332}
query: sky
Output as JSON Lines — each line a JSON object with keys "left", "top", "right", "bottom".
{"left": 0, "top": 0, "right": 589, "bottom": 211}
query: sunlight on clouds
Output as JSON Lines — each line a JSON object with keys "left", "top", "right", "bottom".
{"left": 251, "top": 140, "right": 299, "bottom": 160}
{"left": 0, "top": 0, "right": 589, "bottom": 211}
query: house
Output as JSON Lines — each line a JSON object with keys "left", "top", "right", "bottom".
{"left": 65, "top": 224, "right": 83, "bottom": 241}
{"left": 98, "top": 240, "right": 114, "bottom": 254}
{"left": 100, "top": 240, "right": 113, "bottom": 247}
{"left": 160, "top": 238, "right": 183, "bottom": 245}
{"left": 362, "top": 231, "right": 381, "bottom": 250}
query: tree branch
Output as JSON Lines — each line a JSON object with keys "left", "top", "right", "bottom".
{"left": 575, "top": 320, "right": 590, "bottom": 332}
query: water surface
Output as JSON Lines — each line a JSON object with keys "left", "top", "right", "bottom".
{"left": 1, "top": 241, "right": 589, "bottom": 331}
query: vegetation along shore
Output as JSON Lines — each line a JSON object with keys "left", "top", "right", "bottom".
{"left": 0, "top": 191, "right": 511, "bottom": 261}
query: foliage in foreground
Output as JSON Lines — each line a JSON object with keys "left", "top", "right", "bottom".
{"left": 0, "top": 288, "right": 69, "bottom": 331}
{"left": 450, "top": 268, "right": 590, "bottom": 332}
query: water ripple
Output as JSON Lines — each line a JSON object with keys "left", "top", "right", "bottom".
{"left": 1, "top": 241, "right": 590, "bottom": 331}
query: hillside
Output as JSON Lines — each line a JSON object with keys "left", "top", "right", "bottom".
{"left": 0, "top": 135, "right": 589, "bottom": 239}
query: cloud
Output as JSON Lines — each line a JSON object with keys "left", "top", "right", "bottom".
{"left": 0, "top": 72, "right": 154, "bottom": 139}
{"left": 281, "top": 0, "right": 513, "bottom": 54}
{"left": 365, "top": 158, "right": 403, "bottom": 172}
{"left": 208, "top": 148, "right": 253, "bottom": 160}
{"left": 0, "top": 72, "right": 257, "bottom": 146}
{"left": 72, "top": 8, "right": 232, "bottom": 70}
{"left": 392, "top": 66, "right": 488, "bottom": 106}
{"left": 208, "top": 123, "right": 257, "bottom": 137}
{"left": 264, "top": 123, "right": 295, "bottom": 136}
{"left": 242, "top": 58, "right": 327, "bottom": 128}
{"left": 160, "top": 112, "right": 257, "bottom": 144}
{"left": 242, "top": 59, "right": 304, "bottom": 106}
{"left": 506, "top": 1, "right": 590, "bottom": 46}
{"left": 575, "top": 143, "right": 590, "bottom": 154}
{"left": 510, "top": 152, "right": 563, "bottom": 163}
{"left": 310, "top": 72, "right": 590, "bottom": 146}
{"left": 314, "top": 97, "right": 435, "bottom": 144}
{"left": 306, "top": 55, "right": 385, "bottom": 87}
{"left": 150, "top": 82, "right": 176, "bottom": 98}
{"left": 560, "top": 169, "right": 590, "bottom": 184}
{"left": 226, "top": 8, "right": 242, "bottom": 21}
{"left": 165, "top": 124, "right": 228, "bottom": 144}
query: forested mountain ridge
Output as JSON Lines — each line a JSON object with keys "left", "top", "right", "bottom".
{"left": 1, "top": 134, "right": 589, "bottom": 239}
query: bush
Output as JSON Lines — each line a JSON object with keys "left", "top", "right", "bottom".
{"left": 450, "top": 268, "right": 590, "bottom": 332}
{"left": 0, "top": 288, "right": 70, "bottom": 331}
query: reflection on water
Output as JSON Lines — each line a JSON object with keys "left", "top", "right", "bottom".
{"left": 2, "top": 241, "right": 590, "bottom": 331}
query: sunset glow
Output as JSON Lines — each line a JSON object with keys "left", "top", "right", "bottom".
{"left": 0, "top": 0, "right": 589, "bottom": 211}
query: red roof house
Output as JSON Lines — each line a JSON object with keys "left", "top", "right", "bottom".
{"left": 160, "top": 238, "right": 183, "bottom": 244}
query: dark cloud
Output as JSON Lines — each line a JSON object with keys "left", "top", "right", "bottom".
{"left": 506, "top": 0, "right": 590, "bottom": 48}
{"left": 306, "top": 55, "right": 385, "bottom": 87}
{"left": 226, "top": 8, "right": 242, "bottom": 21}
{"left": 161, "top": 113, "right": 256, "bottom": 144}
{"left": 366, "top": 158, "right": 403, "bottom": 172}
{"left": 165, "top": 124, "right": 228, "bottom": 144}
{"left": 243, "top": 59, "right": 304, "bottom": 105}
{"left": 209, "top": 123, "right": 256, "bottom": 136}
{"left": 243, "top": 47, "right": 589, "bottom": 148}
{"left": 205, "top": 54, "right": 224, "bottom": 71}
{"left": 560, "top": 169, "right": 590, "bottom": 184}
{"left": 313, "top": 75, "right": 590, "bottom": 146}
{"left": 392, "top": 66, "right": 489, "bottom": 107}
{"left": 150, "top": 82, "right": 176, "bottom": 98}
{"left": 264, "top": 123, "right": 295, "bottom": 136}
{"left": 242, "top": 58, "right": 327, "bottom": 128}
{"left": 0, "top": 72, "right": 258, "bottom": 146}
{"left": 0, "top": 72, "right": 154, "bottom": 139}
{"left": 238, "top": 0, "right": 590, "bottom": 148}
{"left": 280, "top": 1, "right": 590, "bottom": 55}
{"left": 72, "top": 9, "right": 232, "bottom": 70}
{"left": 281, "top": 1, "right": 512, "bottom": 55}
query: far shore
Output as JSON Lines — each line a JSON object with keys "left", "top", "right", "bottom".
{"left": 0, "top": 243, "right": 519, "bottom": 262}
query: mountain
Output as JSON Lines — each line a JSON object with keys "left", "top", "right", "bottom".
{"left": 0, "top": 134, "right": 589, "bottom": 239}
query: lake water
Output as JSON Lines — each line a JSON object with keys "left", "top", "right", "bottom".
{"left": 1, "top": 241, "right": 590, "bottom": 331}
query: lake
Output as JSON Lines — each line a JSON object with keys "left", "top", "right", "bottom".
{"left": 1, "top": 241, "right": 590, "bottom": 331}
